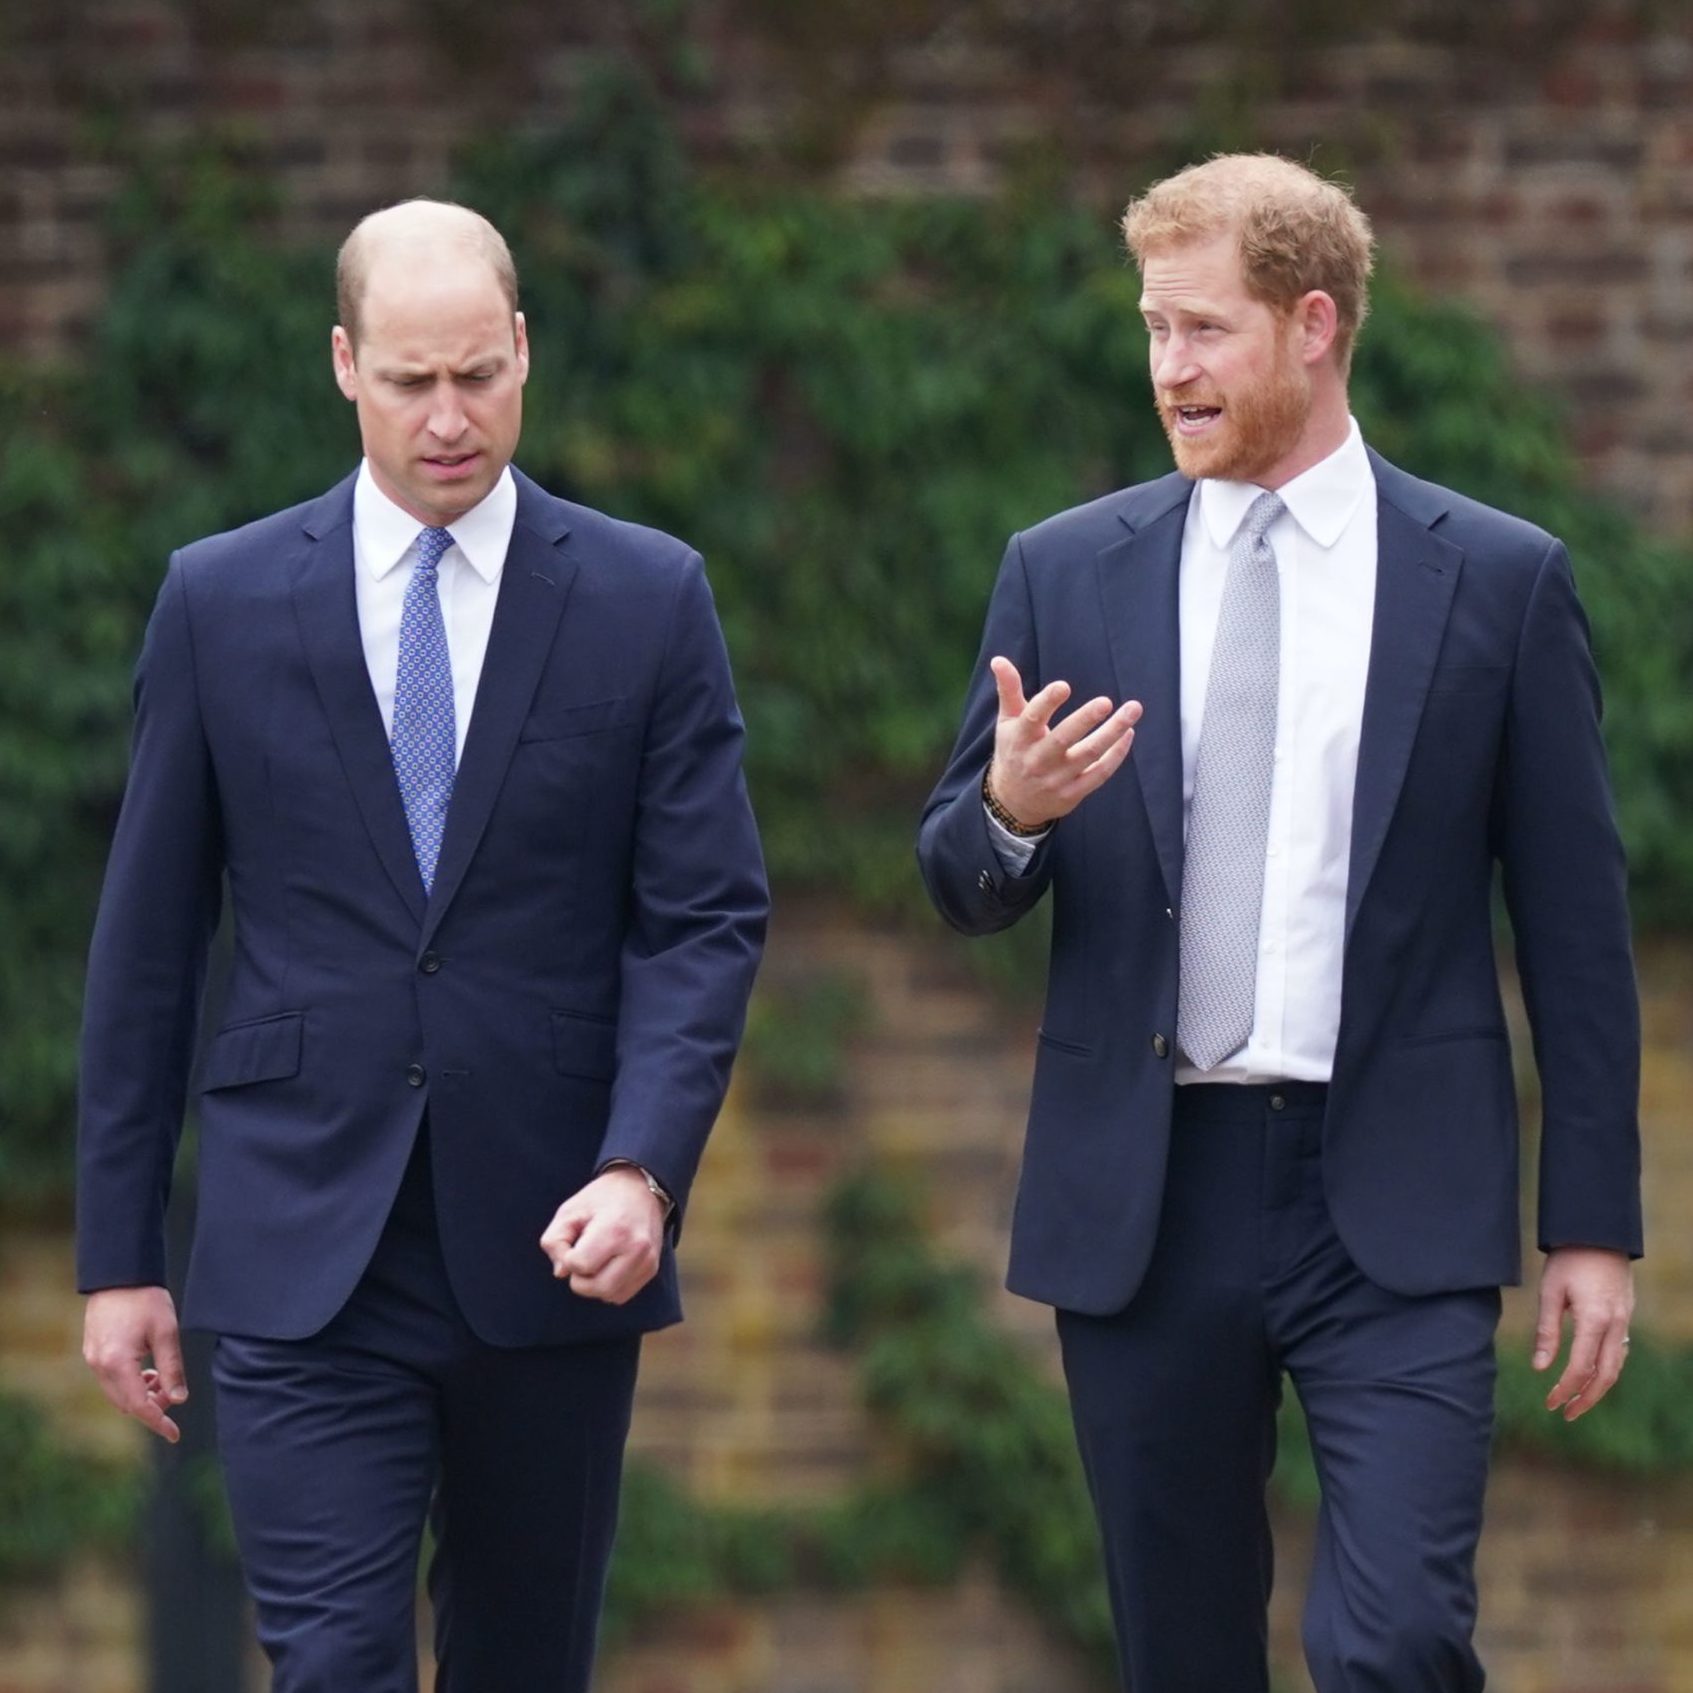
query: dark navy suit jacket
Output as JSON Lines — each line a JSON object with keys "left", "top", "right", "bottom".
{"left": 919, "top": 451, "right": 1642, "bottom": 1315}
{"left": 78, "top": 468, "right": 768, "bottom": 1345}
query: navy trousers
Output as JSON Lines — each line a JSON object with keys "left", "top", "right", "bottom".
{"left": 1057, "top": 1083, "right": 1498, "bottom": 1692}
{"left": 212, "top": 1127, "right": 641, "bottom": 1693}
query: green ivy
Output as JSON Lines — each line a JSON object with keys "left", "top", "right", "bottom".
{"left": 7, "top": 1174, "right": 1693, "bottom": 1683}
{"left": 0, "top": 1391, "right": 140, "bottom": 1581}
{"left": 3, "top": 71, "right": 1689, "bottom": 1194}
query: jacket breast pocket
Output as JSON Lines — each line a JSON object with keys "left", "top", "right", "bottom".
{"left": 199, "top": 1011, "right": 303, "bottom": 1092}
{"left": 551, "top": 1010, "right": 618, "bottom": 1082}
{"left": 518, "top": 697, "right": 635, "bottom": 744}
{"left": 1425, "top": 664, "right": 1509, "bottom": 698}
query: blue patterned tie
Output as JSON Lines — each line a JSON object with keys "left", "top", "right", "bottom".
{"left": 391, "top": 526, "right": 457, "bottom": 892}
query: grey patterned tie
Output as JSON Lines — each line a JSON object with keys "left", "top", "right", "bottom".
{"left": 1177, "top": 489, "right": 1285, "bottom": 1071}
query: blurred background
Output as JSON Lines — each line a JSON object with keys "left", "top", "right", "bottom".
{"left": 3, "top": 2, "right": 1692, "bottom": 1690}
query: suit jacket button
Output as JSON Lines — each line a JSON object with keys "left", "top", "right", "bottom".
{"left": 1151, "top": 1033, "right": 1169, "bottom": 1059}
{"left": 406, "top": 1063, "right": 426, "bottom": 1088}
{"left": 419, "top": 951, "right": 441, "bottom": 975}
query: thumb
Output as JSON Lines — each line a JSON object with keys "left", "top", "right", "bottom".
{"left": 150, "top": 1319, "right": 189, "bottom": 1405}
{"left": 1532, "top": 1282, "right": 1564, "bottom": 1371}
{"left": 540, "top": 1202, "right": 588, "bottom": 1263}
{"left": 989, "top": 656, "right": 1027, "bottom": 721}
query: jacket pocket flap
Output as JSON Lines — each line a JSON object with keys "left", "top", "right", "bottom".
{"left": 200, "top": 1012, "right": 303, "bottom": 1091}
{"left": 519, "top": 698, "right": 634, "bottom": 743}
{"left": 551, "top": 1010, "right": 618, "bottom": 1081}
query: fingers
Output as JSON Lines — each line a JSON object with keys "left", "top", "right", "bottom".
{"left": 542, "top": 1175, "right": 664, "bottom": 1306}
{"left": 83, "top": 1290, "right": 185, "bottom": 1444}
{"left": 150, "top": 1322, "right": 189, "bottom": 1407}
{"left": 989, "top": 657, "right": 1027, "bottom": 720}
{"left": 538, "top": 1204, "right": 587, "bottom": 1274}
{"left": 1531, "top": 1277, "right": 1564, "bottom": 1371}
{"left": 990, "top": 655, "right": 1069, "bottom": 738}
{"left": 1545, "top": 1311, "right": 1603, "bottom": 1417}
{"left": 1560, "top": 1320, "right": 1630, "bottom": 1420}
{"left": 556, "top": 1213, "right": 660, "bottom": 1306}
{"left": 1063, "top": 699, "right": 1142, "bottom": 765}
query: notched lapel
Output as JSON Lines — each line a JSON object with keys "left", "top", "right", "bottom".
{"left": 1345, "top": 495, "right": 1464, "bottom": 941}
{"left": 421, "top": 516, "right": 579, "bottom": 945}
{"left": 290, "top": 509, "right": 428, "bottom": 926}
{"left": 1097, "top": 497, "right": 1188, "bottom": 909}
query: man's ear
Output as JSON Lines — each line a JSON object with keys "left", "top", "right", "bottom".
{"left": 331, "top": 325, "right": 359, "bottom": 402}
{"left": 513, "top": 311, "right": 530, "bottom": 385}
{"left": 1296, "top": 291, "right": 1340, "bottom": 368}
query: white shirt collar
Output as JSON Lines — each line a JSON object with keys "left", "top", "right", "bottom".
{"left": 352, "top": 460, "right": 516, "bottom": 585}
{"left": 1197, "top": 417, "right": 1372, "bottom": 554}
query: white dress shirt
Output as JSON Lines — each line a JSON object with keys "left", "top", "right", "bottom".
{"left": 991, "top": 419, "right": 1378, "bottom": 1083}
{"left": 352, "top": 460, "right": 516, "bottom": 765}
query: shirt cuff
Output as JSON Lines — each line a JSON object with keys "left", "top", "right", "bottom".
{"left": 983, "top": 803, "right": 1050, "bottom": 875}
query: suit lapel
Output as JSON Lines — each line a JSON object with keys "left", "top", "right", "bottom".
{"left": 420, "top": 483, "right": 577, "bottom": 947}
{"left": 291, "top": 477, "right": 429, "bottom": 925}
{"left": 1345, "top": 469, "right": 1464, "bottom": 941}
{"left": 1097, "top": 482, "right": 1191, "bottom": 910}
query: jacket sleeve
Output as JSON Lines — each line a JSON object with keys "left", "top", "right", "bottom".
{"left": 1495, "top": 538, "right": 1643, "bottom": 1258}
{"left": 596, "top": 553, "right": 768, "bottom": 1233}
{"left": 77, "top": 558, "right": 225, "bottom": 1292}
{"left": 917, "top": 532, "right": 1057, "bottom": 936}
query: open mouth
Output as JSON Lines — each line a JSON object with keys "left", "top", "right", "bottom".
{"left": 1171, "top": 405, "right": 1223, "bottom": 435}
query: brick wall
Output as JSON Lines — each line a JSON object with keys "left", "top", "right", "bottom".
{"left": 5, "top": 5, "right": 1693, "bottom": 1686}
{"left": 4, "top": 911, "right": 1691, "bottom": 1690}
{"left": 7, "top": 4, "right": 1693, "bottom": 527}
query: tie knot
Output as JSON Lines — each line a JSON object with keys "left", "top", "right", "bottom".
{"left": 415, "top": 527, "right": 454, "bottom": 574}
{"left": 1242, "top": 491, "right": 1285, "bottom": 547}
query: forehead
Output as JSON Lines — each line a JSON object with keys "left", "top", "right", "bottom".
{"left": 1137, "top": 231, "right": 1252, "bottom": 312}
{"left": 358, "top": 251, "right": 514, "bottom": 358}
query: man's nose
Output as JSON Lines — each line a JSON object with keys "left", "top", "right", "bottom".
{"left": 427, "top": 389, "right": 468, "bottom": 441}
{"left": 1153, "top": 338, "right": 1199, "bottom": 391}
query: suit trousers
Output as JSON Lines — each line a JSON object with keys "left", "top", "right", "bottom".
{"left": 212, "top": 1122, "right": 641, "bottom": 1693}
{"left": 1056, "top": 1083, "right": 1498, "bottom": 1693}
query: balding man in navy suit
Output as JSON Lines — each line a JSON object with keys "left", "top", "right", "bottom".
{"left": 79, "top": 199, "right": 768, "bottom": 1692}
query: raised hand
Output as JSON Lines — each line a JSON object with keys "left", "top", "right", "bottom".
{"left": 985, "top": 656, "right": 1141, "bottom": 831}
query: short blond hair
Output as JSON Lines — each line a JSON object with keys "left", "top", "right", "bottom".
{"left": 336, "top": 198, "right": 519, "bottom": 349}
{"left": 1122, "top": 155, "right": 1376, "bottom": 371}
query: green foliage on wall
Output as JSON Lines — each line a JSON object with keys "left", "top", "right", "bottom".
{"left": 0, "top": 1391, "right": 139, "bottom": 1581}
{"left": 6, "top": 1171, "right": 1693, "bottom": 1677}
{"left": 3, "top": 67, "right": 1690, "bottom": 1198}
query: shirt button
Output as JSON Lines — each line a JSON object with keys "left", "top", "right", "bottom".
{"left": 419, "top": 951, "right": 442, "bottom": 975}
{"left": 406, "top": 1063, "right": 426, "bottom": 1088}
{"left": 1151, "top": 1033, "right": 1169, "bottom": 1059}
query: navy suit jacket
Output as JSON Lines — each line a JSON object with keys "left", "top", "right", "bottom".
{"left": 78, "top": 468, "right": 769, "bottom": 1345}
{"left": 919, "top": 451, "right": 1642, "bottom": 1315}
